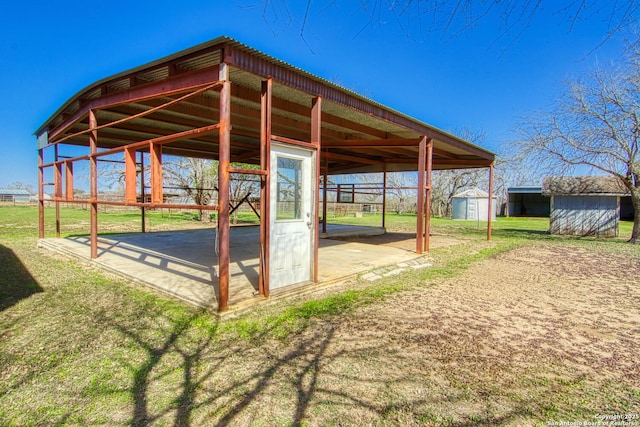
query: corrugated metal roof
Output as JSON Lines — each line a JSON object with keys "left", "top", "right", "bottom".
{"left": 507, "top": 186, "right": 543, "bottom": 194}
{"left": 452, "top": 188, "right": 495, "bottom": 198}
{"left": 35, "top": 35, "right": 495, "bottom": 174}
{"left": 543, "top": 176, "right": 629, "bottom": 196}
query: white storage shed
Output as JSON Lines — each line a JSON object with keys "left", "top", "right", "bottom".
{"left": 451, "top": 188, "right": 497, "bottom": 221}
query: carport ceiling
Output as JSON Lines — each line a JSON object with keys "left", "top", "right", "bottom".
{"left": 37, "top": 36, "right": 494, "bottom": 174}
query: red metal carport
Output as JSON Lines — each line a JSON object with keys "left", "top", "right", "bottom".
{"left": 35, "top": 36, "right": 495, "bottom": 312}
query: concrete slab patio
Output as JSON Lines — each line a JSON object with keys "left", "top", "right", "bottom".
{"left": 38, "top": 225, "right": 429, "bottom": 312}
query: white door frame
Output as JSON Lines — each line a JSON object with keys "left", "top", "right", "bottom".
{"left": 268, "top": 142, "right": 316, "bottom": 290}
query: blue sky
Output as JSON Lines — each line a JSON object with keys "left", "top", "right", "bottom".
{"left": 0, "top": 0, "right": 632, "bottom": 189}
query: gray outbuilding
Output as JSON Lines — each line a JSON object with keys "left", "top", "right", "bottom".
{"left": 507, "top": 186, "right": 550, "bottom": 217}
{"left": 0, "top": 189, "right": 31, "bottom": 203}
{"left": 543, "top": 176, "right": 629, "bottom": 237}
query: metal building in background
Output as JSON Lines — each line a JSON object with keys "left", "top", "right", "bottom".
{"left": 543, "top": 176, "right": 629, "bottom": 238}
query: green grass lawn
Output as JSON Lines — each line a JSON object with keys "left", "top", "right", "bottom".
{"left": 0, "top": 205, "right": 638, "bottom": 426}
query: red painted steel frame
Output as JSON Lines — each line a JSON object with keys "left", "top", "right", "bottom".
{"left": 65, "top": 161, "right": 74, "bottom": 201}
{"left": 416, "top": 136, "right": 427, "bottom": 254}
{"left": 89, "top": 110, "right": 98, "bottom": 259}
{"left": 217, "top": 78, "right": 231, "bottom": 312}
{"left": 38, "top": 149, "right": 44, "bottom": 239}
{"left": 259, "top": 78, "right": 272, "bottom": 297}
{"left": 125, "top": 147, "right": 137, "bottom": 204}
{"left": 54, "top": 144, "right": 61, "bottom": 238}
{"left": 425, "top": 139, "right": 433, "bottom": 251}
{"left": 311, "top": 96, "right": 321, "bottom": 283}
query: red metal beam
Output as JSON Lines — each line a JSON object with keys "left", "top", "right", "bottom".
{"left": 218, "top": 77, "right": 231, "bottom": 312}
{"left": 259, "top": 78, "right": 272, "bottom": 298}
{"left": 54, "top": 145, "right": 61, "bottom": 238}
{"left": 38, "top": 149, "right": 45, "bottom": 239}
{"left": 52, "top": 79, "right": 222, "bottom": 144}
{"left": 228, "top": 168, "right": 267, "bottom": 176}
{"left": 272, "top": 134, "right": 317, "bottom": 149}
{"left": 149, "top": 142, "right": 163, "bottom": 205}
{"left": 425, "top": 138, "right": 433, "bottom": 251}
{"left": 416, "top": 136, "right": 426, "bottom": 254}
{"left": 323, "top": 151, "right": 384, "bottom": 166}
{"left": 322, "top": 138, "right": 420, "bottom": 148}
{"left": 65, "top": 161, "right": 74, "bottom": 201}
{"left": 311, "top": 96, "right": 321, "bottom": 283}
{"left": 125, "top": 147, "right": 137, "bottom": 204}
{"left": 89, "top": 110, "right": 98, "bottom": 259}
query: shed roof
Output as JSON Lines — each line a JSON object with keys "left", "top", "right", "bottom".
{"left": 452, "top": 188, "right": 495, "bottom": 198}
{"left": 35, "top": 36, "right": 494, "bottom": 174}
{"left": 0, "top": 189, "right": 31, "bottom": 195}
{"left": 507, "top": 186, "right": 543, "bottom": 194}
{"left": 542, "top": 176, "right": 629, "bottom": 196}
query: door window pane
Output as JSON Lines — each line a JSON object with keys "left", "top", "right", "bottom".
{"left": 276, "top": 156, "right": 302, "bottom": 220}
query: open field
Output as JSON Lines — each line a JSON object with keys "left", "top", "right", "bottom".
{"left": 1, "top": 205, "right": 639, "bottom": 426}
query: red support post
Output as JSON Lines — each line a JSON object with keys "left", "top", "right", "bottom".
{"left": 124, "top": 147, "right": 137, "bottom": 204}
{"left": 65, "top": 161, "right": 74, "bottom": 201}
{"left": 425, "top": 138, "right": 433, "bottom": 251}
{"left": 311, "top": 96, "right": 322, "bottom": 283}
{"left": 149, "top": 143, "right": 163, "bottom": 205}
{"left": 322, "top": 152, "right": 328, "bottom": 234}
{"left": 38, "top": 149, "right": 45, "bottom": 239}
{"left": 54, "top": 145, "right": 61, "bottom": 238}
{"left": 416, "top": 136, "right": 427, "bottom": 254}
{"left": 140, "top": 152, "right": 146, "bottom": 233}
{"left": 218, "top": 77, "right": 231, "bottom": 312}
{"left": 382, "top": 167, "right": 387, "bottom": 229}
{"left": 89, "top": 110, "right": 98, "bottom": 259}
{"left": 259, "top": 78, "right": 272, "bottom": 297}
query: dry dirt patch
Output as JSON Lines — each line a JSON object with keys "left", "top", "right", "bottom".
{"left": 212, "top": 244, "right": 640, "bottom": 426}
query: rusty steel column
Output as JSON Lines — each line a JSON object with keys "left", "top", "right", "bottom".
{"left": 416, "top": 136, "right": 427, "bottom": 254}
{"left": 487, "top": 162, "right": 494, "bottom": 240}
{"left": 149, "top": 143, "right": 163, "bottom": 205}
{"left": 38, "top": 148, "right": 45, "bottom": 239}
{"left": 140, "top": 152, "right": 146, "bottom": 233}
{"left": 54, "top": 144, "right": 61, "bottom": 238}
{"left": 218, "top": 77, "right": 231, "bottom": 312}
{"left": 65, "top": 161, "right": 74, "bottom": 201}
{"left": 382, "top": 167, "right": 387, "bottom": 229}
{"left": 89, "top": 110, "right": 98, "bottom": 259}
{"left": 424, "top": 138, "right": 433, "bottom": 251}
{"left": 259, "top": 78, "right": 272, "bottom": 297}
{"left": 124, "top": 147, "right": 137, "bottom": 204}
{"left": 322, "top": 152, "right": 328, "bottom": 234}
{"left": 311, "top": 96, "right": 322, "bottom": 283}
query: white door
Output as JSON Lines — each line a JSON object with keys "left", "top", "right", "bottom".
{"left": 269, "top": 143, "right": 315, "bottom": 290}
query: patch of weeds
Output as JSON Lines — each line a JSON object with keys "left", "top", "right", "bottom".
{"left": 292, "top": 290, "right": 359, "bottom": 318}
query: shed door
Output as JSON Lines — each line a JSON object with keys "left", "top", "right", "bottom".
{"left": 269, "top": 143, "right": 315, "bottom": 289}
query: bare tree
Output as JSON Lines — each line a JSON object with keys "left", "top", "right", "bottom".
{"left": 229, "top": 163, "right": 262, "bottom": 224}
{"left": 386, "top": 172, "right": 417, "bottom": 214}
{"left": 164, "top": 157, "right": 218, "bottom": 221}
{"left": 516, "top": 42, "right": 640, "bottom": 243}
{"left": 6, "top": 181, "right": 35, "bottom": 194}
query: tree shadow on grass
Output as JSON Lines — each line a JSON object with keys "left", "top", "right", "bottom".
{"left": 0, "top": 244, "right": 43, "bottom": 311}
{"left": 88, "top": 302, "right": 609, "bottom": 427}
